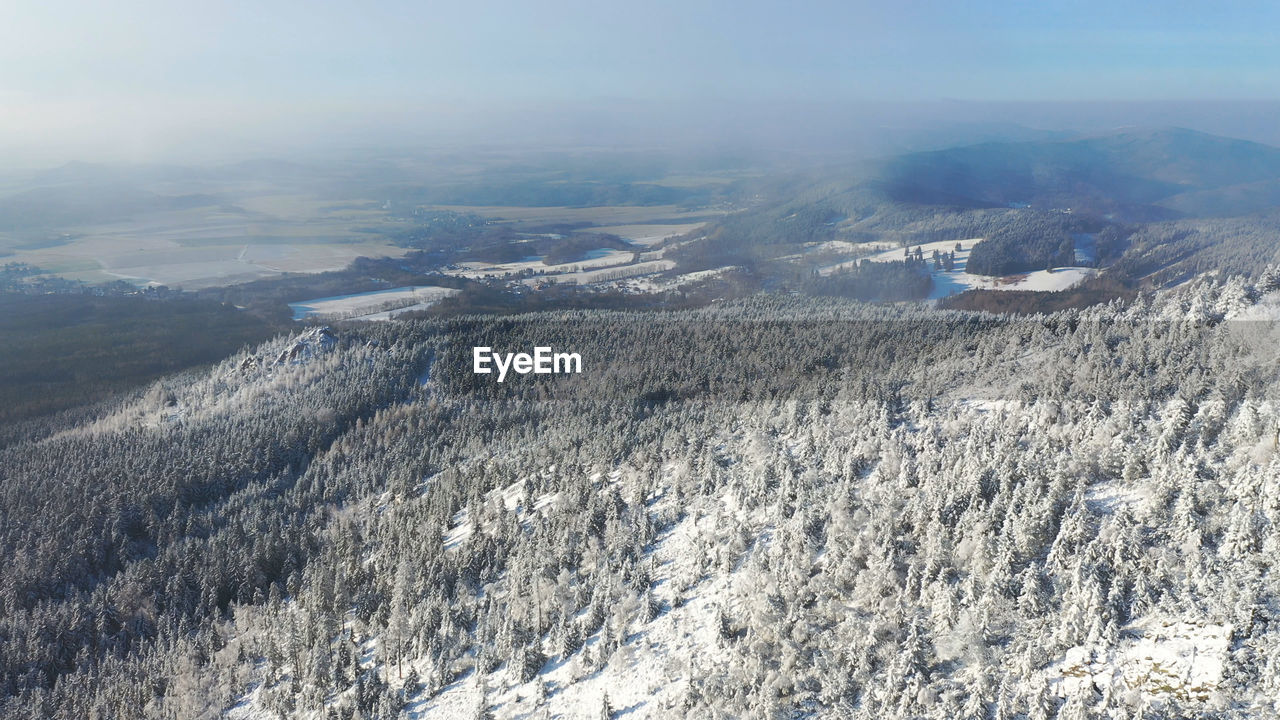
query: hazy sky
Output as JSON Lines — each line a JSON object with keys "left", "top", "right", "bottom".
{"left": 3, "top": 0, "right": 1279, "bottom": 163}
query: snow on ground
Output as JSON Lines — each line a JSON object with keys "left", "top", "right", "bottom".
{"left": 617, "top": 266, "right": 739, "bottom": 293}
{"left": 439, "top": 229, "right": 686, "bottom": 288}
{"left": 1227, "top": 290, "right": 1280, "bottom": 323}
{"left": 1049, "top": 620, "right": 1231, "bottom": 706}
{"left": 445, "top": 249, "right": 637, "bottom": 280}
{"left": 590, "top": 222, "right": 708, "bottom": 247}
{"left": 442, "top": 476, "right": 563, "bottom": 552}
{"left": 522, "top": 259, "right": 676, "bottom": 287}
{"left": 289, "top": 286, "right": 459, "bottom": 321}
{"left": 808, "top": 239, "right": 895, "bottom": 254}
{"left": 1073, "top": 233, "right": 1098, "bottom": 265}
{"left": 998, "top": 267, "right": 1096, "bottom": 293}
{"left": 820, "top": 238, "right": 1097, "bottom": 300}
{"left": 219, "top": 388, "right": 1238, "bottom": 719}
{"left": 417, "top": 466, "right": 746, "bottom": 720}
{"left": 349, "top": 301, "right": 454, "bottom": 322}
{"left": 959, "top": 397, "right": 1021, "bottom": 415}
{"left": 1085, "top": 480, "right": 1151, "bottom": 515}
{"left": 922, "top": 264, "right": 1095, "bottom": 298}
{"left": 60, "top": 326, "right": 351, "bottom": 439}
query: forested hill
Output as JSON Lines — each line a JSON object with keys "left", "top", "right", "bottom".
{"left": 876, "top": 127, "right": 1280, "bottom": 220}
{"left": 662, "top": 128, "right": 1280, "bottom": 291}
{"left": 2, "top": 274, "right": 1280, "bottom": 718}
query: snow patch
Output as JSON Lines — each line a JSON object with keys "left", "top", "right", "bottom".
{"left": 442, "top": 478, "right": 561, "bottom": 552}
{"left": 289, "top": 286, "right": 459, "bottom": 321}
{"left": 421, "top": 492, "right": 740, "bottom": 718}
{"left": 1050, "top": 620, "right": 1231, "bottom": 706}
{"left": 821, "top": 238, "right": 1097, "bottom": 300}
{"left": 1086, "top": 480, "right": 1150, "bottom": 514}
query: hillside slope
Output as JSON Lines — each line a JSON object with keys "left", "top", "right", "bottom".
{"left": 3, "top": 277, "right": 1280, "bottom": 718}
{"left": 876, "top": 128, "right": 1280, "bottom": 220}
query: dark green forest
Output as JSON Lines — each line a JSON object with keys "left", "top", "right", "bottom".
{"left": 0, "top": 293, "right": 276, "bottom": 429}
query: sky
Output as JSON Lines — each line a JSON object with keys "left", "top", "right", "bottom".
{"left": 2, "top": 0, "right": 1280, "bottom": 163}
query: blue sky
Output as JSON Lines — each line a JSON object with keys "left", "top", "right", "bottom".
{"left": 2, "top": 0, "right": 1278, "bottom": 161}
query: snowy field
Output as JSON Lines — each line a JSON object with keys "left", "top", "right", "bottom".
{"left": 442, "top": 241, "right": 680, "bottom": 288}
{"left": 7, "top": 199, "right": 408, "bottom": 288}
{"left": 288, "top": 286, "right": 459, "bottom": 321}
{"left": 445, "top": 249, "right": 637, "bottom": 280}
{"left": 438, "top": 221, "right": 699, "bottom": 286}
{"left": 523, "top": 260, "right": 676, "bottom": 287}
{"left": 589, "top": 222, "right": 708, "bottom": 247}
{"left": 352, "top": 301, "right": 458, "bottom": 322}
{"left": 821, "top": 238, "right": 1097, "bottom": 299}
{"left": 618, "top": 266, "right": 740, "bottom": 293}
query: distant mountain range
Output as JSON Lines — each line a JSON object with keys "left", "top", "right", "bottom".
{"left": 874, "top": 127, "right": 1280, "bottom": 220}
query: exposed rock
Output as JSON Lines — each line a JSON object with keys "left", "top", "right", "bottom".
{"left": 273, "top": 326, "right": 339, "bottom": 366}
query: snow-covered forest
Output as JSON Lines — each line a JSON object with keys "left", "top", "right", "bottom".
{"left": 3, "top": 273, "right": 1280, "bottom": 719}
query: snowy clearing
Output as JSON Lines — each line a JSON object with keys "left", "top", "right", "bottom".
{"left": 445, "top": 249, "right": 637, "bottom": 280}
{"left": 288, "top": 286, "right": 460, "bottom": 321}
{"left": 525, "top": 259, "right": 676, "bottom": 287}
{"left": 821, "top": 238, "right": 1097, "bottom": 299}
{"left": 618, "top": 266, "right": 740, "bottom": 293}
{"left": 589, "top": 222, "right": 708, "bottom": 247}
